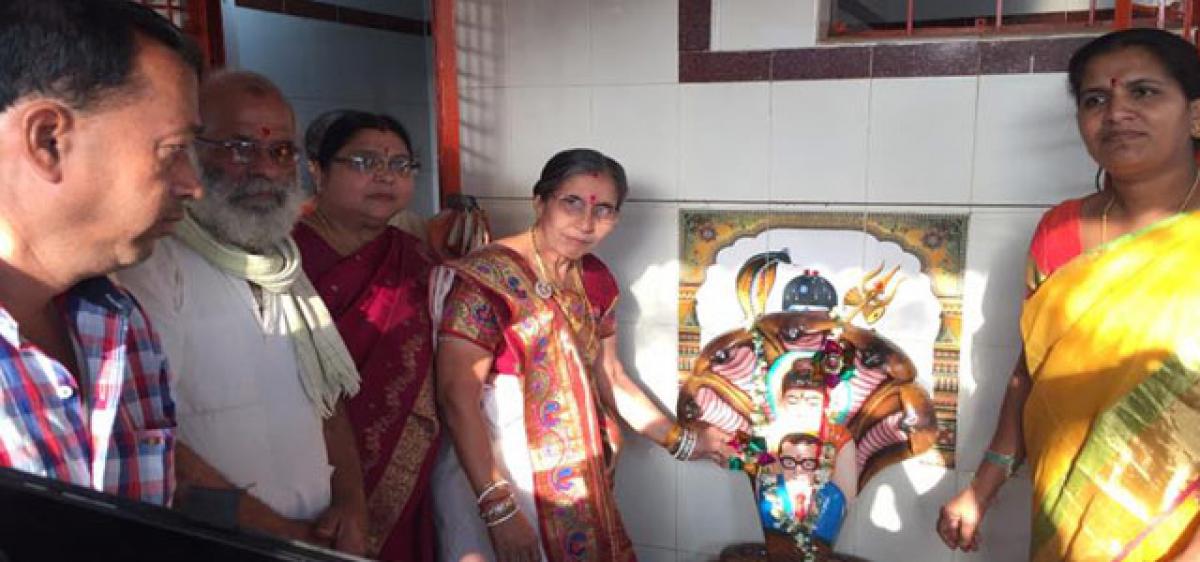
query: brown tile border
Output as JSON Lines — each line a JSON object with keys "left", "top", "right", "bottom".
{"left": 233, "top": 0, "right": 430, "bottom": 36}
{"left": 772, "top": 46, "right": 871, "bottom": 80}
{"left": 679, "top": 0, "right": 711, "bottom": 52}
{"left": 679, "top": 51, "right": 770, "bottom": 82}
{"left": 872, "top": 41, "right": 981, "bottom": 78}
{"left": 679, "top": 0, "right": 1096, "bottom": 82}
{"left": 678, "top": 36, "right": 1087, "bottom": 82}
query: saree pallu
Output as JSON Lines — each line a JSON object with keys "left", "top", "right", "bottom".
{"left": 1021, "top": 211, "right": 1200, "bottom": 561}
{"left": 294, "top": 224, "right": 440, "bottom": 562}
{"left": 432, "top": 246, "right": 634, "bottom": 562}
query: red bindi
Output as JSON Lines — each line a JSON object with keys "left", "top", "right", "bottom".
{"left": 589, "top": 194, "right": 597, "bottom": 204}
{"left": 1110, "top": 77, "right": 1120, "bottom": 89}
{"left": 260, "top": 126, "right": 272, "bottom": 138}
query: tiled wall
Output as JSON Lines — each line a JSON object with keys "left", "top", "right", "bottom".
{"left": 458, "top": 1, "right": 1095, "bottom": 561}
{"left": 219, "top": 0, "right": 439, "bottom": 216}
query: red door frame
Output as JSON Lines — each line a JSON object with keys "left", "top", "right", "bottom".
{"left": 433, "top": 0, "right": 462, "bottom": 202}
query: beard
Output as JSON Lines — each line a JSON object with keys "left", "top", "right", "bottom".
{"left": 188, "top": 167, "right": 307, "bottom": 254}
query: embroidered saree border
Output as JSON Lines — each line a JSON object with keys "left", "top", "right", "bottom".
{"left": 365, "top": 375, "right": 439, "bottom": 556}
{"left": 449, "top": 248, "right": 633, "bottom": 562}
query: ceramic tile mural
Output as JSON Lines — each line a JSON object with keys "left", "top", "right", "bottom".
{"left": 677, "top": 210, "right": 969, "bottom": 469}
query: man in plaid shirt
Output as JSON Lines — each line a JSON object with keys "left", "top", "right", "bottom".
{"left": 0, "top": 1, "right": 204, "bottom": 505}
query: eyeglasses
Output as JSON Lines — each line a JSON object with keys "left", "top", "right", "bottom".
{"left": 553, "top": 193, "right": 619, "bottom": 223}
{"left": 779, "top": 456, "right": 819, "bottom": 472}
{"left": 196, "top": 137, "right": 300, "bottom": 167}
{"left": 331, "top": 154, "right": 420, "bottom": 177}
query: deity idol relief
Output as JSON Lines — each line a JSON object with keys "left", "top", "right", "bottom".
{"left": 678, "top": 251, "right": 938, "bottom": 561}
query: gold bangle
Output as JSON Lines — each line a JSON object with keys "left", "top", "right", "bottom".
{"left": 476, "top": 479, "right": 511, "bottom": 505}
{"left": 663, "top": 424, "right": 683, "bottom": 453}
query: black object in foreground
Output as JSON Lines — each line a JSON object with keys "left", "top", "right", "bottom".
{"left": 0, "top": 466, "right": 366, "bottom": 562}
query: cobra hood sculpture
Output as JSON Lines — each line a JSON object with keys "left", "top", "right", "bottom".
{"left": 678, "top": 251, "right": 938, "bottom": 562}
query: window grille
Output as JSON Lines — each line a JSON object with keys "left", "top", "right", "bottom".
{"left": 135, "top": 0, "right": 224, "bottom": 67}
{"left": 830, "top": 0, "right": 1198, "bottom": 41}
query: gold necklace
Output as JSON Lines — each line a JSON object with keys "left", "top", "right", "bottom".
{"left": 529, "top": 228, "right": 565, "bottom": 299}
{"left": 1101, "top": 171, "right": 1200, "bottom": 243}
{"left": 529, "top": 228, "right": 598, "bottom": 349}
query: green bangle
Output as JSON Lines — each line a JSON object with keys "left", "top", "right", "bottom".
{"left": 984, "top": 450, "right": 1019, "bottom": 477}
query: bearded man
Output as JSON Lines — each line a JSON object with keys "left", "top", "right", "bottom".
{"left": 116, "top": 71, "right": 367, "bottom": 554}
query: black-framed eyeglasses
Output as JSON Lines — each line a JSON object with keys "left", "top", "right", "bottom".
{"left": 195, "top": 137, "right": 300, "bottom": 167}
{"left": 553, "top": 193, "right": 619, "bottom": 223}
{"left": 331, "top": 154, "right": 420, "bottom": 177}
{"left": 779, "top": 456, "right": 819, "bottom": 472}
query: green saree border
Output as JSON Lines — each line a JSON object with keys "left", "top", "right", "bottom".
{"left": 1031, "top": 354, "right": 1200, "bottom": 555}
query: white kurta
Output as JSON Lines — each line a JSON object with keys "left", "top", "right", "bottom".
{"left": 116, "top": 237, "right": 332, "bottom": 520}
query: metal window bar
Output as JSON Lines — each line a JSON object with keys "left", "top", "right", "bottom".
{"left": 844, "top": 0, "right": 1196, "bottom": 40}
{"left": 134, "top": 0, "right": 224, "bottom": 68}
{"left": 139, "top": 0, "right": 189, "bottom": 29}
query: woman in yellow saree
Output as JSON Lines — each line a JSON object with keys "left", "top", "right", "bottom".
{"left": 938, "top": 29, "right": 1200, "bottom": 561}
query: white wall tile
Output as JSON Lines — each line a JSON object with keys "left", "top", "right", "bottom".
{"left": 635, "top": 544, "right": 679, "bottom": 562}
{"left": 973, "top": 74, "right": 1095, "bottom": 205}
{"left": 713, "top": 0, "right": 818, "bottom": 51}
{"left": 961, "top": 209, "right": 1044, "bottom": 351}
{"left": 616, "top": 436, "right": 680, "bottom": 549}
{"left": 507, "top": 86, "right": 596, "bottom": 191}
{"left": 599, "top": 203, "right": 682, "bottom": 407}
{"left": 676, "top": 551, "right": 719, "bottom": 562}
{"left": 590, "top": 0, "right": 678, "bottom": 85}
{"left": 680, "top": 83, "right": 771, "bottom": 201}
{"left": 594, "top": 202, "right": 681, "bottom": 328}
{"left": 676, "top": 462, "right": 764, "bottom": 555}
{"left": 770, "top": 80, "right": 870, "bottom": 203}
{"left": 955, "top": 344, "right": 1022, "bottom": 474}
{"left": 456, "top": 0, "right": 507, "bottom": 89}
{"left": 477, "top": 197, "right": 535, "bottom": 239}
{"left": 593, "top": 86, "right": 681, "bottom": 200}
{"left": 868, "top": 77, "right": 978, "bottom": 204}
{"left": 851, "top": 462, "right": 957, "bottom": 562}
{"left": 504, "top": 0, "right": 591, "bottom": 86}
{"left": 459, "top": 86, "right": 521, "bottom": 196}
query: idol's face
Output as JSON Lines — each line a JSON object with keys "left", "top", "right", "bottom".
{"left": 780, "top": 441, "right": 820, "bottom": 484}
{"left": 782, "top": 387, "right": 825, "bottom": 434}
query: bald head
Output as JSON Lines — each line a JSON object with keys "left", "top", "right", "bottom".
{"left": 199, "top": 70, "right": 293, "bottom": 130}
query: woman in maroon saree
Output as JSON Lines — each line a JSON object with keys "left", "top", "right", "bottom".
{"left": 294, "top": 110, "right": 439, "bottom": 561}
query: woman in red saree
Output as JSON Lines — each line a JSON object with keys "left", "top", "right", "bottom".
{"left": 432, "top": 149, "right": 737, "bottom": 562}
{"left": 294, "top": 110, "right": 439, "bottom": 561}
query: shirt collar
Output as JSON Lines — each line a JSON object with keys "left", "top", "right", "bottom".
{"left": 64, "top": 276, "right": 134, "bottom": 317}
{"left": 0, "top": 277, "right": 131, "bottom": 348}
